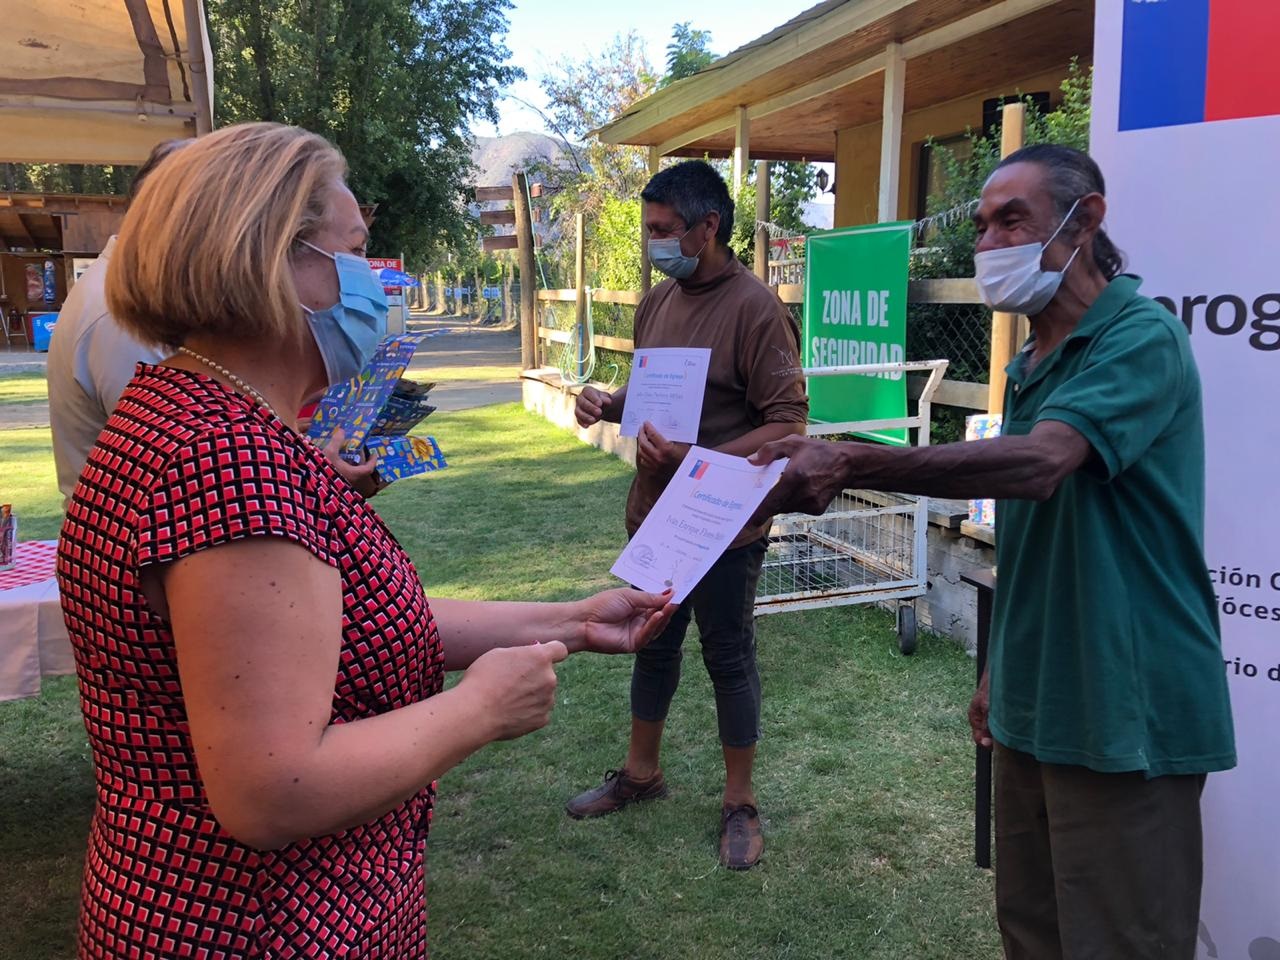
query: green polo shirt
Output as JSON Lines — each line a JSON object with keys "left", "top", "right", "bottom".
{"left": 989, "top": 275, "right": 1235, "bottom": 777}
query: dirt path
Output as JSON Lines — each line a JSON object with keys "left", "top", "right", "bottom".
{"left": 0, "top": 312, "right": 523, "bottom": 430}
{"left": 403, "top": 312, "right": 522, "bottom": 411}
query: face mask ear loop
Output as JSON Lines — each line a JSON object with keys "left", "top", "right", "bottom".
{"left": 1041, "top": 198, "right": 1083, "bottom": 269}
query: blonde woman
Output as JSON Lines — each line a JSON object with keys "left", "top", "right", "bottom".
{"left": 57, "top": 122, "right": 672, "bottom": 959}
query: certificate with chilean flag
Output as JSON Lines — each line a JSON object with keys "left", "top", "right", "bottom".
{"left": 1119, "top": 0, "right": 1280, "bottom": 131}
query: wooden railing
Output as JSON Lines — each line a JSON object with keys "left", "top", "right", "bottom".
{"left": 535, "top": 278, "right": 989, "bottom": 411}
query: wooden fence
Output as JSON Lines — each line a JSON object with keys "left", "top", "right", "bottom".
{"left": 535, "top": 278, "right": 989, "bottom": 412}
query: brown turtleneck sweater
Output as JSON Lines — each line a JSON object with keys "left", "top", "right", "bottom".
{"left": 623, "top": 255, "right": 809, "bottom": 550}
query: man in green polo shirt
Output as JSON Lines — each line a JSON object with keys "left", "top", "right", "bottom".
{"left": 747, "top": 144, "right": 1235, "bottom": 959}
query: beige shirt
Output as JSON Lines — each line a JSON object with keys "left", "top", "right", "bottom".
{"left": 624, "top": 256, "right": 809, "bottom": 550}
{"left": 47, "top": 238, "right": 170, "bottom": 503}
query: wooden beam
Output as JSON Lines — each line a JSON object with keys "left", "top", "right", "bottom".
{"left": 592, "top": 288, "right": 643, "bottom": 306}
{"left": 667, "top": 146, "right": 836, "bottom": 163}
{"left": 732, "top": 106, "right": 750, "bottom": 196}
{"left": 908, "top": 278, "right": 980, "bottom": 304}
{"left": 654, "top": 56, "right": 885, "bottom": 159}
{"left": 511, "top": 171, "right": 538, "bottom": 369}
{"left": 907, "top": 375, "right": 988, "bottom": 411}
{"left": 776, "top": 283, "right": 804, "bottom": 304}
{"left": 475, "top": 185, "right": 514, "bottom": 202}
{"left": 481, "top": 235, "right": 518, "bottom": 252}
{"left": 878, "top": 42, "right": 905, "bottom": 223}
{"left": 749, "top": 54, "right": 886, "bottom": 123}
{"left": 754, "top": 160, "right": 770, "bottom": 281}
{"left": 480, "top": 209, "right": 516, "bottom": 226}
{"left": 181, "top": 0, "right": 214, "bottom": 135}
{"left": 987, "top": 101, "right": 1026, "bottom": 415}
{"left": 11, "top": 211, "right": 36, "bottom": 248}
{"left": 656, "top": 113, "right": 736, "bottom": 157}
{"left": 539, "top": 327, "right": 636, "bottom": 354}
{"left": 641, "top": 145, "right": 660, "bottom": 293}
{"left": 900, "top": 0, "right": 1064, "bottom": 59}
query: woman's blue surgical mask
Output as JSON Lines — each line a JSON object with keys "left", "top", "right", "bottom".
{"left": 298, "top": 239, "right": 388, "bottom": 385}
{"left": 648, "top": 226, "right": 710, "bottom": 280}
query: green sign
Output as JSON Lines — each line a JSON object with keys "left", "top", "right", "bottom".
{"left": 803, "top": 221, "right": 912, "bottom": 445}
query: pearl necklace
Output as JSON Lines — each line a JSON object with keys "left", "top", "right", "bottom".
{"left": 178, "top": 346, "right": 281, "bottom": 421}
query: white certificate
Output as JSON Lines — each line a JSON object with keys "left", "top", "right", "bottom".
{"left": 619, "top": 347, "right": 711, "bottom": 444}
{"left": 611, "top": 447, "right": 788, "bottom": 603}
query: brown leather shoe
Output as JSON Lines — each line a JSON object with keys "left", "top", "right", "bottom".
{"left": 719, "top": 804, "right": 764, "bottom": 870}
{"left": 565, "top": 768, "right": 668, "bottom": 819}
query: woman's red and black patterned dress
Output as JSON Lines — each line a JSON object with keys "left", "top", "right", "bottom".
{"left": 58, "top": 364, "right": 446, "bottom": 959}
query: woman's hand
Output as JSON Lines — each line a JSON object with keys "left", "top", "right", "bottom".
{"left": 321, "top": 428, "right": 388, "bottom": 499}
{"left": 570, "top": 588, "right": 677, "bottom": 655}
{"left": 457, "top": 642, "right": 569, "bottom": 741}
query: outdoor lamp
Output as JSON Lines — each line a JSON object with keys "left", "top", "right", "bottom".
{"left": 815, "top": 168, "right": 829, "bottom": 193}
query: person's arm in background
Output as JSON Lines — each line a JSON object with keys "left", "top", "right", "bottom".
{"left": 576, "top": 382, "right": 627, "bottom": 426}
{"left": 749, "top": 313, "right": 1184, "bottom": 520}
{"left": 576, "top": 286, "right": 656, "bottom": 428}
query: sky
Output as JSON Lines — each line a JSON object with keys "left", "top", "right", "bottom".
{"left": 473, "top": 0, "right": 821, "bottom": 139}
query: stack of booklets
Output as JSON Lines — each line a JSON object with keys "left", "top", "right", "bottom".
{"left": 306, "top": 333, "right": 448, "bottom": 483}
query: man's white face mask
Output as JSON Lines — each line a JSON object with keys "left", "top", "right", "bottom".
{"left": 973, "top": 198, "right": 1082, "bottom": 315}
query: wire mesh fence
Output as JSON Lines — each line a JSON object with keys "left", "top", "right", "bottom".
{"left": 757, "top": 490, "right": 920, "bottom": 609}
{"left": 905, "top": 301, "right": 991, "bottom": 386}
{"left": 536, "top": 298, "right": 636, "bottom": 386}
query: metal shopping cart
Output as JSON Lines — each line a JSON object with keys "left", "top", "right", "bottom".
{"left": 754, "top": 359, "right": 950, "bottom": 654}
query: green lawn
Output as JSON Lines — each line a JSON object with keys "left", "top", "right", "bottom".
{"left": 0, "top": 397, "right": 998, "bottom": 960}
{"left": 0, "top": 370, "right": 48, "bottom": 406}
{"left": 1, "top": 426, "right": 62, "bottom": 540}
{"left": 404, "top": 363, "right": 521, "bottom": 383}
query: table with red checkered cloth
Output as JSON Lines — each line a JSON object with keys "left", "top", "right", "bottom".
{"left": 0, "top": 540, "right": 74, "bottom": 701}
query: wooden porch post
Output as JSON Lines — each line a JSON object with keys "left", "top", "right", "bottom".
{"left": 641, "top": 146, "right": 660, "bottom": 294}
{"left": 987, "top": 102, "right": 1026, "bottom": 414}
{"left": 512, "top": 171, "right": 538, "bottom": 370}
{"left": 754, "top": 160, "right": 770, "bottom": 281}
{"left": 877, "top": 42, "right": 905, "bottom": 223}
{"left": 732, "top": 106, "right": 750, "bottom": 197}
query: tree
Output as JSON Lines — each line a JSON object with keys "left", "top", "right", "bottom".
{"left": 2, "top": 161, "right": 133, "bottom": 196}
{"left": 915, "top": 59, "right": 1093, "bottom": 280}
{"left": 207, "top": 0, "right": 520, "bottom": 270}
{"left": 730, "top": 162, "right": 819, "bottom": 269}
{"left": 528, "top": 31, "right": 658, "bottom": 287}
{"left": 663, "top": 23, "right": 715, "bottom": 85}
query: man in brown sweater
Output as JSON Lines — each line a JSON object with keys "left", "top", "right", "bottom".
{"left": 566, "top": 160, "right": 809, "bottom": 869}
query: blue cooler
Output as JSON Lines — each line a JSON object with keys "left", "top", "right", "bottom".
{"left": 31, "top": 313, "right": 58, "bottom": 352}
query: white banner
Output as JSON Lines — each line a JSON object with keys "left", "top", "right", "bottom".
{"left": 1091, "top": 4, "right": 1279, "bottom": 956}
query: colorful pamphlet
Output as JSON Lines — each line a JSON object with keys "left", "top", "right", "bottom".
{"left": 364, "top": 435, "right": 448, "bottom": 481}
{"left": 965, "top": 414, "right": 1002, "bottom": 527}
{"left": 307, "top": 333, "right": 427, "bottom": 449}
{"left": 306, "top": 333, "right": 448, "bottom": 484}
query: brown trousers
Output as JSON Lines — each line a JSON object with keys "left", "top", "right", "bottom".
{"left": 994, "top": 743, "right": 1206, "bottom": 960}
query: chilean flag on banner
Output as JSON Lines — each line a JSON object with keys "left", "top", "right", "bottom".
{"left": 1119, "top": 0, "right": 1280, "bottom": 131}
